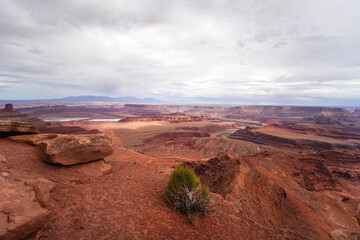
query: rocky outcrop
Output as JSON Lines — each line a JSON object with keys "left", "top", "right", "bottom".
{"left": 186, "top": 153, "right": 313, "bottom": 239}
{"left": 319, "top": 150, "right": 360, "bottom": 181}
{"left": 38, "top": 134, "right": 113, "bottom": 165}
{"left": 8, "top": 133, "right": 114, "bottom": 166}
{"left": 0, "top": 104, "right": 26, "bottom": 119}
{"left": 38, "top": 124, "right": 101, "bottom": 135}
{"left": 187, "top": 152, "right": 360, "bottom": 240}
{"left": 0, "top": 167, "right": 55, "bottom": 240}
{"left": 0, "top": 120, "right": 39, "bottom": 137}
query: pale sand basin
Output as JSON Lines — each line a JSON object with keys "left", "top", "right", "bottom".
{"left": 93, "top": 121, "right": 168, "bottom": 131}
{"left": 87, "top": 120, "right": 214, "bottom": 132}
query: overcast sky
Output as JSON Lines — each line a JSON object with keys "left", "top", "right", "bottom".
{"left": 0, "top": 0, "right": 360, "bottom": 106}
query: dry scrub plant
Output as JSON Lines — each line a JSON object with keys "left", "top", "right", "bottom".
{"left": 165, "top": 166, "right": 213, "bottom": 224}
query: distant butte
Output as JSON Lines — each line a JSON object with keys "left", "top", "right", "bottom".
{"left": 0, "top": 103, "right": 26, "bottom": 118}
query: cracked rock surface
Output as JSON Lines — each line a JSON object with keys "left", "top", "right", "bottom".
{"left": 0, "top": 167, "right": 55, "bottom": 240}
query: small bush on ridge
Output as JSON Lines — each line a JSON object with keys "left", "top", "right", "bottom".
{"left": 165, "top": 166, "right": 212, "bottom": 224}
{"left": 166, "top": 166, "right": 200, "bottom": 194}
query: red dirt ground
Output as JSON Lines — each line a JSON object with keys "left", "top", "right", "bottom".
{"left": 0, "top": 138, "right": 286, "bottom": 240}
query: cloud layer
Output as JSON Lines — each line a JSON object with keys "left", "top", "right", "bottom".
{"left": 1, "top": 0, "right": 360, "bottom": 106}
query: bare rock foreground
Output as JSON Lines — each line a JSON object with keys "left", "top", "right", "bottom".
{"left": 0, "top": 121, "right": 39, "bottom": 137}
{"left": 10, "top": 134, "right": 114, "bottom": 165}
{"left": 0, "top": 167, "right": 55, "bottom": 240}
{"left": 38, "top": 134, "right": 113, "bottom": 165}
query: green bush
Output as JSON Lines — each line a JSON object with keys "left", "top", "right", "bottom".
{"left": 166, "top": 166, "right": 201, "bottom": 195}
{"left": 165, "top": 166, "right": 212, "bottom": 224}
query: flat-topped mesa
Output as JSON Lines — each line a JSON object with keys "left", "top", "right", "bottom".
{"left": 119, "top": 113, "right": 211, "bottom": 123}
{"left": 185, "top": 152, "right": 314, "bottom": 239}
{"left": 5, "top": 103, "right": 16, "bottom": 112}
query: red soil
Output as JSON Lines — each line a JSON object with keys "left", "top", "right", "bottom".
{"left": 0, "top": 139, "right": 285, "bottom": 240}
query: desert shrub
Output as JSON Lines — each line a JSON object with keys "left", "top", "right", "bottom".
{"left": 201, "top": 186, "right": 210, "bottom": 198}
{"left": 166, "top": 166, "right": 200, "bottom": 194}
{"left": 165, "top": 166, "right": 213, "bottom": 224}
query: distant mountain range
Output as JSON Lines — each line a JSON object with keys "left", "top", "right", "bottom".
{"left": 0, "top": 96, "right": 163, "bottom": 104}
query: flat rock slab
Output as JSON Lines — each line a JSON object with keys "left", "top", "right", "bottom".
{"left": 8, "top": 133, "right": 58, "bottom": 146}
{"left": 38, "top": 134, "right": 114, "bottom": 166}
{"left": 0, "top": 121, "right": 39, "bottom": 137}
{"left": 0, "top": 167, "right": 55, "bottom": 240}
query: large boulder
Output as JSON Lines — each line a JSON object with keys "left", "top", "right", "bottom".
{"left": 38, "top": 134, "right": 113, "bottom": 165}
{"left": 0, "top": 121, "right": 39, "bottom": 137}
{"left": 0, "top": 167, "right": 55, "bottom": 240}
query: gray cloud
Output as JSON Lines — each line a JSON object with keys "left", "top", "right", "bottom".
{"left": 272, "top": 42, "right": 287, "bottom": 49}
{"left": 0, "top": 0, "right": 360, "bottom": 105}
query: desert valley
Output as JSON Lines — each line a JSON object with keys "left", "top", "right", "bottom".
{"left": 2, "top": 1, "right": 360, "bottom": 239}
{"left": 1, "top": 102, "right": 360, "bottom": 240}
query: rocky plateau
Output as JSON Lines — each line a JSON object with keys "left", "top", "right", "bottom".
{"left": 1, "top": 102, "right": 360, "bottom": 239}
